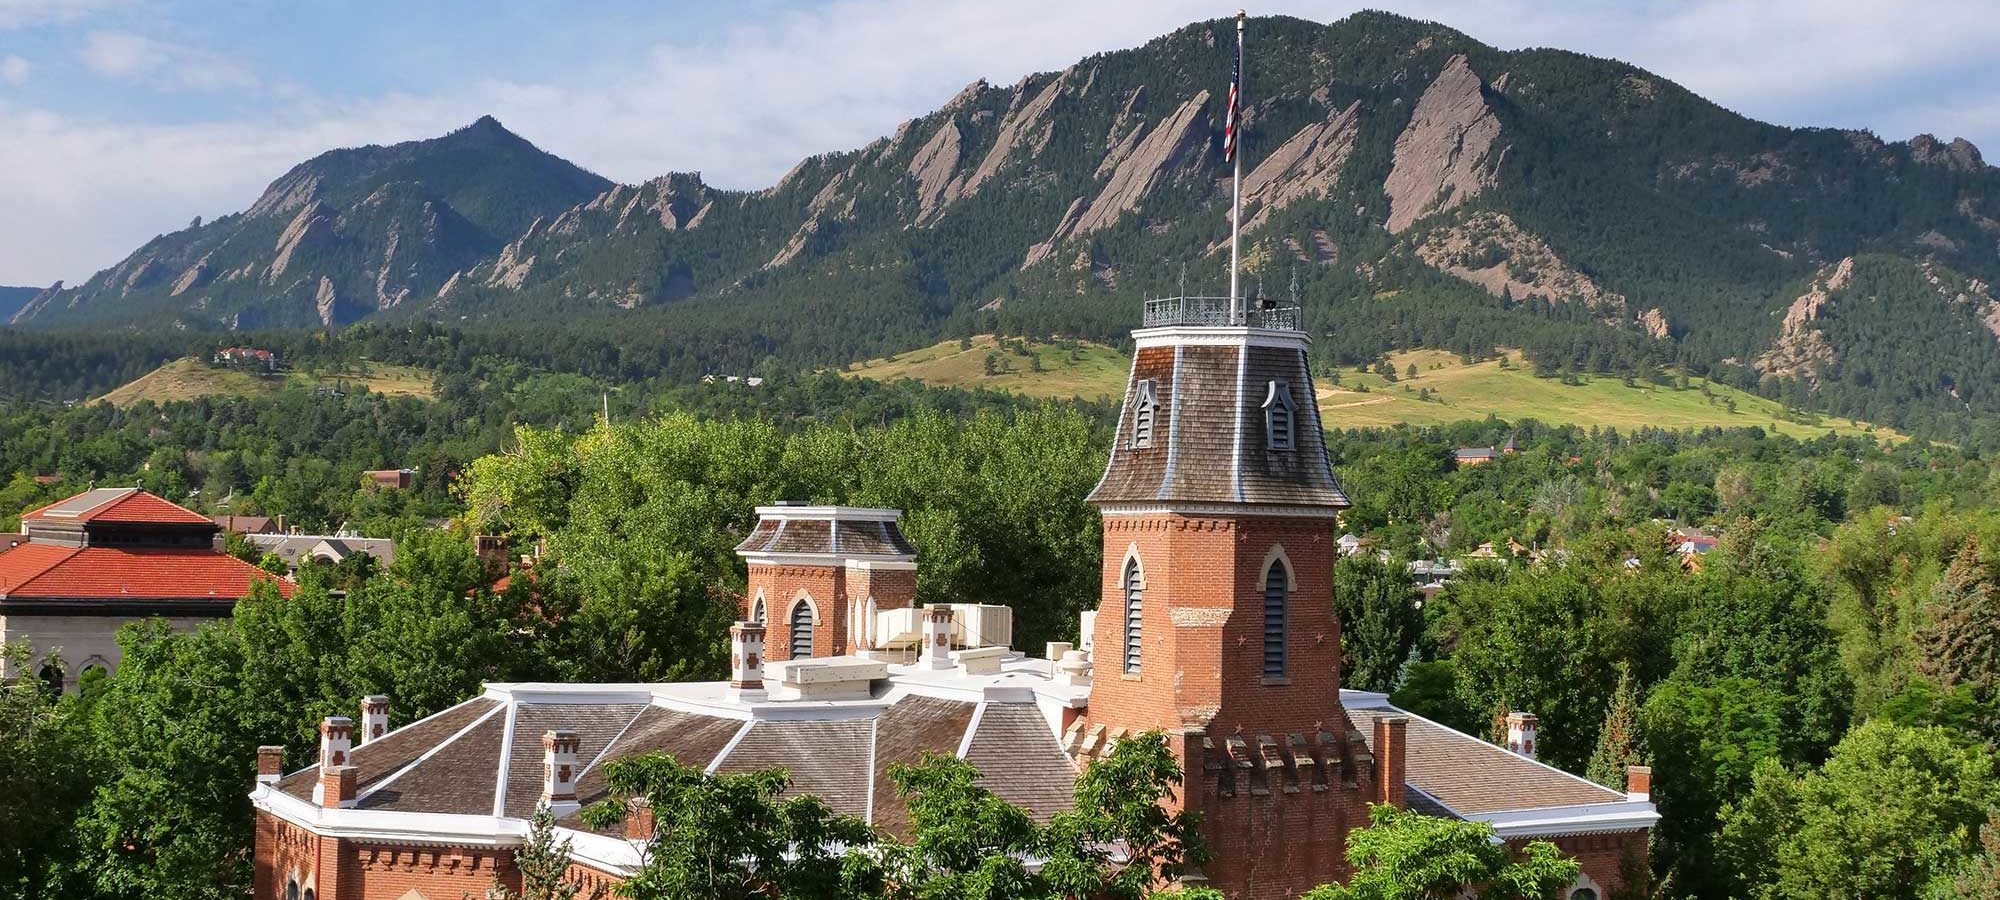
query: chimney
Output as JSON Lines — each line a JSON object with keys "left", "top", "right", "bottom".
{"left": 919, "top": 604, "right": 954, "bottom": 670}
{"left": 1373, "top": 716, "right": 1407, "bottom": 808}
{"left": 359, "top": 695, "right": 389, "bottom": 744}
{"left": 1626, "top": 765, "right": 1652, "bottom": 802}
{"left": 1504, "top": 711, "right": 1538, "bottom": 760}
{"left": 624, "top": 796, "right": 656, "bottom": 841}
{"left": 256, "top": 745, "right": 285, "bottom": 784}
{"left": 319, "top": 716, "right": 353, "bottom": 768}
{"left": 542, "top": 729, "right": 580, "bottom": 806}
{"left": 728, "top": 621, "right": 767, "bottom": 700}
{"left": 320, "top": 765, "right": 357, "bottom": 809}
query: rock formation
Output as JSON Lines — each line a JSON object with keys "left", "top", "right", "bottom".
{"left": 1384, "top": 55, "right": 1504, "bottom": 233}
{"left": 1240, "top": 100, "right": 1362, "bottom": 232}
{"left": 267, "top": 201, "right": 337, "bottom": 283}
{"left": 1414, "top": 211, "right": 1624, "bottom": 312}
{"left": 1759, "top": 257, "right": 1852, "bottom": 380}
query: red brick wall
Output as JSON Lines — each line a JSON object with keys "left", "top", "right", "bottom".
{"left": 254, "top": 811, "right": 523, "bottom": 900}
{"left": 1085, "top": 513, "right": 1343, "bottom": 738}
{"left": 745, "top": 563, "right": 845, "bottom": 661}
{"left": 1529, "top": 831, "right": 1649, "bottom": 898}
{"left": 1082, "top": 511, "right": 1365, "bottom": 899}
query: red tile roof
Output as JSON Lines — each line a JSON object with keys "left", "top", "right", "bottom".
{"left": 22, "top": 488, "right": 213, "bottom": 526}
{"left": 0, "top": 545, "right": 291, "bottom": 599}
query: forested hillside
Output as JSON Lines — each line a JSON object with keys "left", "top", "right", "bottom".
{"left": 12, "top": 12, "right": 2000, "bottom": 441}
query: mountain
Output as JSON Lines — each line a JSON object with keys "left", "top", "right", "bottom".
{"left": 16, "top": 13, "right": 2000, "bottom": 436}
{"left": 16, "top": 116, "right": 612, "bottom": 329}
{"left": 0, "top": 286, "right": 38, "bottom": 320}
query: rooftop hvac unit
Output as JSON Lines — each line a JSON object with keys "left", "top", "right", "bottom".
{"left": 949, "top": 604, "right": 1012, "bottom": 649}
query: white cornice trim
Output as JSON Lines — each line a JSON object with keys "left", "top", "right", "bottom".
{"left": 1469, "top": 801, "right": 1661, "bottom": 839}
{"left": 563, "top": 828, "right": 645, "bottom": 874}
{"left": 751, "top": 506, "right": 902, "bottom": 521}
{"left": 1133, "top": 326, "right": 1309, "bottom": 350}
{"left": 254, "top": 784, "right": 528, "bottom": 846}
{"left": 1094, "top": 502, "right": 1343, "bottom": 519}
{"left": 742, "top": 552, "right": 916, "bottom": 567}
{"left": 843, "top": 558, "right": 918, "bottom": 571}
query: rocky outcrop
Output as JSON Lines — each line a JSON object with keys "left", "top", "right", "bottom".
{"left": 907, "top": 120, "right": 966, "bottom": 224}
{"left": 170, "top": 252, "right": 214, "bottom": 297}
{"left": 1639, "top": 307, "right": 1670, "bottom": 339}
{"left": 765, "top": 219, "right": 818, "bottom": 270}
{"left": 8, "top": 281, "right": 62, "bottom": 324}
{"left": 314, "top": 276, "right": 339, "bottom": 327}
{"left": 1414, "top": 211, "right": 1625, "bottom": 311}
{"left": 1022, "top": 91, "right": 1209, "bottom": 269}
{"left": 247, "top": 170, "right": 322, "bottom": 219}
{"left": 1759, "top": 257, "right": 1852, "bottom": 380}
{"left": 486, "top": 217, "right": 540, "bottom": 289}
{"left": 267, "top": 201, "right": 338, "bottom": 283}
{"left": 1384, "top": 55, "right": 1504, "bottom": 233}
{"left": 1096, "top": 87, "right": 1149, "bottom": 179}
{"left": 1910, "top": 135, "right": 1985, "bottom": 172}
{"left": 1240, "top": 100, "right": 1362, "bottom": 232}
{"left": 962, "top": 72, "right": 1066, "bottom": 197}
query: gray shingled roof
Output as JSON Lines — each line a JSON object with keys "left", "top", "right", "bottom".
{"left": 1346, "top": 705, "right": 1626, "bottom": 814}
{"left": 1091, "top": 336, "right": 1349, "bottom": 509}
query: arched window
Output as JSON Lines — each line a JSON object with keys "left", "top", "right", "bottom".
{"left": 750, "top": 593, "right": 765, "bottom": 625}
{"left": 285, "top": 878, "right": 300, "bottom": 900}
{"left": 36, "top": 661, "right": 63, "bottom": 698}
{"left": 1570, "top": 890, "right": 1598, "bottom": 900}
{"left": 1131, "top": 379, "right": 1159, "bottom": 449}
{"left": 1263, "top": 381, "right": 1295, "bottom": 451}
{"left": 789, "top": 599, "right": 815, "bottom": 658}
{"left": 1263, "top": 560, "right": 1288, "bottom": 677}
{"left": 302, "top": 889, "right": 315, "bottom": 900}
{"left": 1123, "top": 558, "right": 1143, "bottom": 674}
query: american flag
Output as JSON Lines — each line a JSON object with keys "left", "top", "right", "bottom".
{"left": 1223, "top": 37, "right": 1242, "bottom": 162}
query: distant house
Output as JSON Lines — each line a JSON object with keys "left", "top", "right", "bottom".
{"left": 1336, "top": 533, "right": 1377, "bottom": 557}
{"left": 213, "top": 347, "right": 280, "bottom": 370}
{"left": 246, "top": 532, "right": 396, "bottom": 577}
{"left": 1467, "top": 541, "right": 1501, "bottom": 559}
{"left": 212, "top": 514, "right": 278, "bottom": 535}
{"left": 362, "top": 468, "right": 416, "bottom": 490}
{"left": 701, "top": 374, "right": 767, "bottom": 387}
{"left": 1668, "top": 526, "right": 1721, "bottom": 570}
{"left": 1453, "top": 447, "right": 1499, "bottom": 466}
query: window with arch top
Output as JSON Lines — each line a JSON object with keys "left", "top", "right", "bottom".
{"left": 750, "top": 593, "right": 765, "bottom": 625}
{"left": 285, "top": 878, "right": 300, "bottom": 900}
{"left": 1131, "top": 379, "right": 1159, "bottom": 449}
{"left": 1262, "top": 558, "right": 1288, "bottom": 677}
{"left": 789, "top": 599, "right": 814, "bottom": 658}
{"left": 1123, "top": 558, "right": 1143, "bottom": 673}
{"left": 1263, "top": 381, "right": 1296, "bottom": 451}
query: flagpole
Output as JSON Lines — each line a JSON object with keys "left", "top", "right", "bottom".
{"left": 1229, "top": 10, "right": 1245, "bottom": 325}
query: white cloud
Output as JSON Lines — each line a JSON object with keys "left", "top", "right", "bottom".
{"left": 79, "top": 30, "right": 258, "bottom": 91}
{"left": 0, "top": 0, "right": 121, "bottom": 30}
{"left": 5, "top": 0, "right": 2000, "bottom": 286}
{"left": 0, "top": 55, "right": 27, "bottom": 85}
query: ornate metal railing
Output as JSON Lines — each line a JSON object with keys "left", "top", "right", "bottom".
{"left": 1141, "top": 296, "right": 1302, "bottom": 331}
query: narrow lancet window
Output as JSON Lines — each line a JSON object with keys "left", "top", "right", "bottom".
{"left": 1263, "top": 560, "right": 1288, "bottom": 677}
{"left": 1124, "top": 559, "right": 1144, "bottom": 673}
{"left": 790, "top": 599, "right": 814, "bottom": 657}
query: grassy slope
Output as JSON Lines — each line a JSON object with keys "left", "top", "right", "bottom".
{"left": 843, "top": 334, "right": 1130, "bottom": 401}
{"left": 845, "top": 339, "right": 1899, "bottom": 440}
{"left": 98, "top": 357, "right": 435, "bottom": 407}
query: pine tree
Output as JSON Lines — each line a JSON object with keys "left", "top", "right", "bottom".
{"left": 1915, "top": 537, "right": 2000, "bottom": 700}
{"left": 488, "top": 806, "right": 608, "bottom": 900}
{"left": 1587, "top": 663, "right": 1644, "bottom": 789}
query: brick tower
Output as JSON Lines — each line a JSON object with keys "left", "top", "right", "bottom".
{"left": 1074, "top": 297, "right": 1379, "bottom": 899}
{"left": 734, "top": 504, "right": 918, "bottom": 661}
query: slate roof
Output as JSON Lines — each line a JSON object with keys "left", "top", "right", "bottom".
{"left": 286, "top": 687, "right": 1071, "bottom": 841}
{"left": 735, "top": 508, "right": 918, "bottom": 558}
{"left": 0, "top": 544, "right": 293, "bottom": 599}
{"left": 1090, "top": 333, "right": 1349, "bottom": 509}
{"left": 1345, "top": 699, "right": 1626, "bottom": 815}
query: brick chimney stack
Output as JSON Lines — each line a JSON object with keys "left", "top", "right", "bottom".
{"left": 919, "top": 603, "right": 954, "bottom": 670}
{"left": 1626, "top": 765, "right": 1652, "bottom": 802}
{"left": 319, "top": 716, "right": 353, "bottom": 768}
{"left": 256, "top": 745, "right": 285, "bottom": 785}
{"left": 359, "top": 695, "right": 390, "bottom": 745}
{"left": 542, "top": 729, "right": 580, "bottom": 805}
{"left": 1504, "top": 711, "right": 1538, "bottom": 759}
{"left": 728, "top": 621, "right": 767, "bottom": 700}
{"left": 1373, "top": 716, "right": 1408, "bottom": 808}
{"left": 624, "top": 797, "right": 656, "bottom": 841}
{"left": 320, "top": 766, "right": 357, "bottom": 809}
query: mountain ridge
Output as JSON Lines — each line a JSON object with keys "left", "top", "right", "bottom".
{"left": 14, "top": 12, "right": 2000, "bottom": 437}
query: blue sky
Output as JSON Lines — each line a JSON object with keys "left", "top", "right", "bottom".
{"left": 3, "top": 0, "right": 1999, "bottom": 285}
